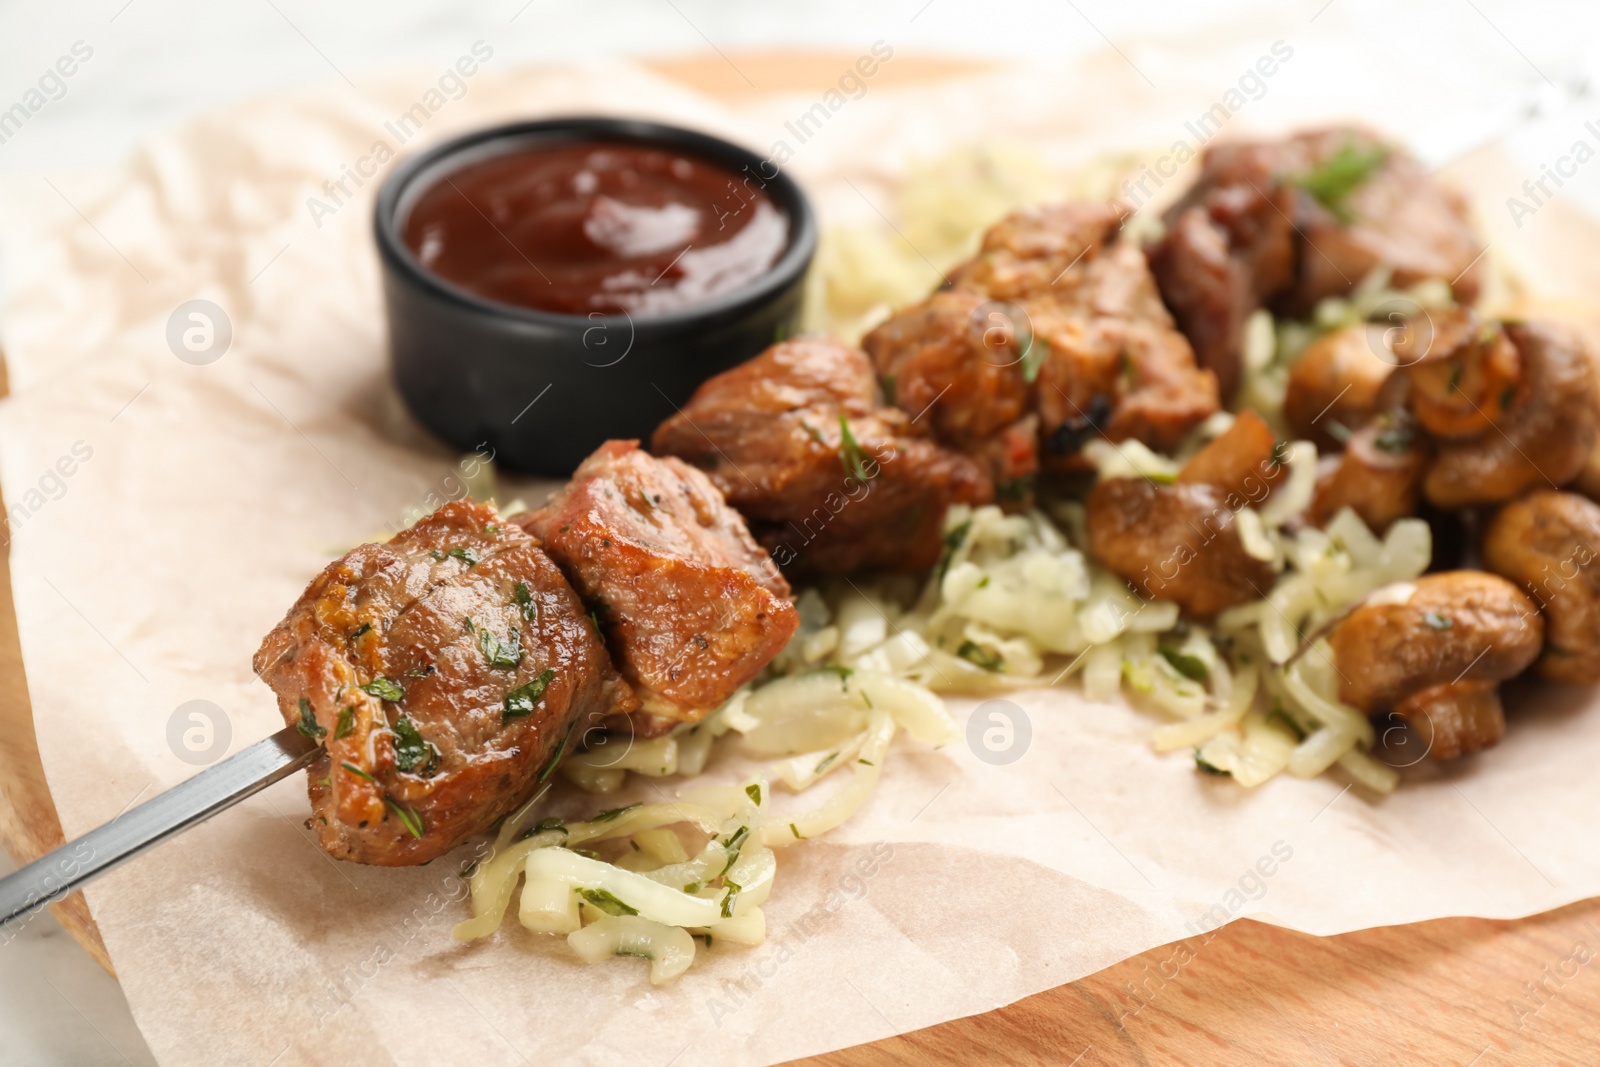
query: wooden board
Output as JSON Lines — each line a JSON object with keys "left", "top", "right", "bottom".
{"left": 0, "top": 48, "right": 1595, "bottom": 1066}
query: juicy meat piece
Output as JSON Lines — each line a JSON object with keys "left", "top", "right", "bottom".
{"left": 1392, "top": 679, "right": 1505, "bottom": 761}
{"left": 1283, "top": 324, "right": 1396, "bottom": 451}
{"left": 652, "top": 338, "right": 993, "bottom": 575}
{"left": 1483, "top": 490, "right": 1600, "bottom": 684}
{"left": 866, "top": 203, "right": 1218, "bottom": 476}
{"left": 1178, "top": 409, "right": 1285, "bottom": 503}
{"left": 945, "top": 200, "right": 1124, "bottom": 301}
{"left": 521, "top": 441, "right": 798, "bottom": 725}
{"left": 860, "top": 288, "right": 1031, "bottom": 452}
{"left": 1147, "top": 182, "right": 1296, "bottom": 398}
{"left": 254, "top": 501, "right": 633, "bottom": 865}
{"left": 1308, "top": 414, "right": 1427, "bottom": 532}
{"left": 1425, "top": 321, "right": 1599, "bottom": 507}
{"left": 1329, "top": 571, "right": 1542, "bottom": 715}
{"left": 1150, "top": 126, "right": 1484, "bottom": 398}
{"left": 1086, "top": 476, "right": 1276, "bottom": 618}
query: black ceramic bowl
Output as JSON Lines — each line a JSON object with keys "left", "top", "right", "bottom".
{"left": 374, "top": 117, "right": 817, "bottom": 475}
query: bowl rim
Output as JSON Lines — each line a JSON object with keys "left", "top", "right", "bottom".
{"left": 373, "top": 115, "right": 818, "bottom": 330}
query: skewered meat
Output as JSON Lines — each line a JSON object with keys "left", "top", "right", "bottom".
{"left": 520, "top": 440, "right": 799, "bottom": 731}
{"left": 1329, "top": 571, "right": 1542, "bottom": 759}
{"left": 1424, "top": 321, "right": 1599, "bottom": 507}
{"left": 651, "top": 337, "right": 992, "bottom": 575}
{"left": 254, "top": 500, "right": 634, "bottom": 865}
{"left": 1150, "top": 126, "right": 1483, "bottom": 399}
{"left": 1283, "top": 323, "right": 1396, "bottom": 451}
{"left": 1086, "top": 476, "right": 1275, "bottom": 618}
{"left": 1483, "top": 490, "right": 1600, "bottom": 684}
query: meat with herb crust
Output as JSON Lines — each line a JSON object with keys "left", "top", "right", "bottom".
{"left": 520, "top": 440, "right": 799, "bottom": 729}
{"left": 651, "top": 338, "right": 992, "bottom": 575}
{"left": 253, "top": 500, "right": 633, "bottom": 865}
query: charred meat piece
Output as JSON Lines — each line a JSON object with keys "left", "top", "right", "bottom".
{"left": 1329, "top": 571, "right": 1542, "bottom": 759}
{"left": 1086, "top": 476, "right": 1276, "bottom": 618}
{"left": 1308, "top": 413, "right": 1428, "bottom": 532}
{"left": 652, "top": 338, "right": 992, "bottom": 575}
{"left": 1283, "top": 323, "right": 1397, "bottom": 450}
{"left": 254, "top": 501, "right": 634, "bottom": 865}
{"left": 945, "top": 200, "right": 1124, "bottom": 301}
{"left": 1177, "top": 410, "right": 1285, "bottom": 504}
{"left": 1484, "top": 490, "right": 1600, "bottom": 684}
{"left": 1424, "top": 321, "right": 1599, "bottom": 507}
{"left": 860, "top": 288, "right": 1032, "bottom": 454}
{"left": 1151, "top": 127, "right": 1483, "bottom": 398}
{"left": 521, "top": 441, "right": 798, "bottom": 728}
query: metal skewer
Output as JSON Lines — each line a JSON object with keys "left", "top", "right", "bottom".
{"left": 0, "top": 726, "right": 319, "bottom": 930}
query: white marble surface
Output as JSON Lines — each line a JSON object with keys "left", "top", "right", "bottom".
{"left": 1, "top": 2, "right": 1598, "bottom": 1063}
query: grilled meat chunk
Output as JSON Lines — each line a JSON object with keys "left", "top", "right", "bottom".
{"left": 1086, "top": 476, "right": 1276, "bottom": 618}
{"left": 1178, "top": 410, "right": 1285, "bottom": 503}
{"left": 1484, "top": 490, "right": 1600, "bottom": 684}
{"left": 1308, "top": 413, "right": 1428, "bottom": 532}
{"left": 865, "top": 202, "right": 1218, "bottom": 476}
{"left": 254, "top": 500, "right": 633, "bottom": 865}
{"left": 1283, "top": 323, "right": 1397, "bottom": 451}
{"left": 521, "top": 440, "right": 798, "bottom": 727}
{"left": 1150, "top": 126, "right": 1483, "bottom": 399}
{"left": 651, "top": 338, "right": 992, "bottom": 575}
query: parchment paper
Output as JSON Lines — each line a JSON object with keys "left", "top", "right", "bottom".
{"left": 5, "top": 14, "right": 1600, "bottom": 1067}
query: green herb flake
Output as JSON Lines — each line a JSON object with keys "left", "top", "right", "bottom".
{"left": 574, "top": 848, "right": 604, "bottom": 861}
{"left": 957, "top": 640, "right": 1003, "bottom": 672}
{"left": 484, "top": 524, "right": 500, "bottom": 535}
{"left": 1195, "top": 751, "right": 1231, "bottom": 777}
{"left": 1372, "top": 424, "right": 1415, "bottom": 455}
{"left": 1144, "top": 470, "right": 1179, "bottom": 485}
{"left": 295, "top": 697, "right": 326, "bottom": 740}
{"left": 580, "top": 888, "right": 638, "bottom": 917}
{"left": 334, "top": 706, "right": 356, "bottom": 741}
{"left": 512, "top": 583, "right": 539, "bottom": 623}
{"left": 1019, "top": 331, "right": 1049, "bottom": 383}
{"left": 340, "top": 760, "right": 376, "bottom": 782}
{"left": 1293, "top": 141, "right": 1389, "bottom": 222}
{"left": 386, "top": 798, "right": 425, "bottom": 839}
{"left": 503, "top": 668, "right": 557, "bottom": 725}
{"left": 536, "top": 716, "right": 577, "bottom": 783}
{"left": 838, "top": 415, "right": 873, "bottom": 483}
{"left": 428, "top": 550, "right": 445, "bottom": 562}
{"left": 391, "top": 716, "right": 441, "bottom": 776}
{"left": 1158, "top": 646, "right": 1210, "bottom": 684}
{"left": 683, "top": 882, "right": 703, "bottom": 894}
{"left": 881, "top": 374, "right": 897, "bottom": 405}
{"left": 745, "top": 783, "right": 762, "bottom": 806}
{"left": 350, "top": 622, "right": 372, "bottom": 639}
{"left": 790, "top": 823, "right": 804, "bottom": 839}
{"left": 858, "top": 758, "right": 875, "bottom": 766}
{"left": 592, "top": 802, "right": 641, "bottom": 823}
{"left": 812, "top": 663, "right": 853, "bottom": 684}
{"left": 360, "top": 676, "right": 405, "bottom": 702}
{"left": 447, "top": 547, "right": 480, "bottom": 566}
{"left": 475, "top": 622, "right": 524, "bottom": 669}
{"left": 1422, "top": 611, "right": 1454, "bottom": 631}
{"left": 996, "top": 476, "right": 1033, "bottom": 501}
{"left": 721, "top": 882, "right": 742, "bottom": 919}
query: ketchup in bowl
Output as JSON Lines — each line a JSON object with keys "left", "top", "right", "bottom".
{"left": 401, "top": 141, "right": 789, "bottom": 317}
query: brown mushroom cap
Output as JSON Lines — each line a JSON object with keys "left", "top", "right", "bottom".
{"left": 1308, "top": 412, "right": 1428, "bottom": 532}
{"left": 1483, "top": 489, "right": 1600, "bottom": 684}
{"left": 1330, "top": 570, "right": 1542, "bottom": 715}
{"left": 1423, "top": 320, "right": 1599, "bottom": 507}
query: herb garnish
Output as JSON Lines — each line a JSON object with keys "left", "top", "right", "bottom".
{"left": 721, "top": 881, "right": 742, "bottom": 919}
{"left": 386, "top": 797, "right": 425, "bottom": 839}
{"left": 341, "top": 761, "right": 376, "bottom": 782}
{"left": 1372, "top": 423, "right": 1414, "bottom": 455}
{"left": 838, "top": 415, "right": 873, "bottom": 483}
{"left": 350, "top": 622, "right": 372, "bottom": 639}
{"left": 1293, "top": 141, "right": 1389, "bottom": 222}
{"left": 360, "top": 676, "right": 405, "bottom": 702}
{"left": 392, "top": 716, "right": 440, "bottom": 776}
{"left": 295, "top": 698, "right": 326, "bottom": 740}
{"left": 537, "top": 718, "right": 577, "bottom": 783}
{"left": 1159, "top": 646, "right": 1210, "bottom": 684}
{"left": 1195, "top": 751, "right": 1231, "bottom": 776}
{"left": 580, "top": 888, "right": 638, "bottom": 916}
{"left": 957, "top": 640, "right": 1003, "bottom": 671}
{"left": 593, "top": 802, "right": 641, "bottom": 823}
{"left": 814, "top": 752, "right": 839, "bottom": 775}
{"left": 448, "top": 547, "right": 479, "bottom": 566}
{"left": 503, "top": 668, "right": 557, "bottom": 724}
{"left": 467, "top": 617, "right": 523, "bottom": 669}
{"left": 1019, "top": 330, "right": 1049, "bottom": 383}
{"left": 334, "top": 706, "right": 355, "bottom": 741}
{"left": 512, "top": 583, "right": 538, "bottom": 623}
{"left": 745, "top": 783, "right": 762, "bottom": 806}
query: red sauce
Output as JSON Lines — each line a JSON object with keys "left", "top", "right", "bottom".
{"left": 403, "top": 140, "right": 788, "bottom": 316}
